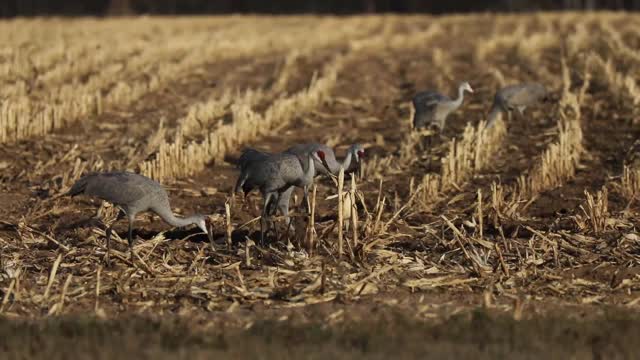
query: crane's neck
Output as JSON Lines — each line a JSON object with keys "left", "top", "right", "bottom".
{"left": 453, "top": 86, "right": 466, "bottom": 108}
{"left": 305, "top": 154, "right": 316, "bottom": 178}
{"left": 154, "top": 206, "right": 199, "bottom": 228}
{"left": 340, "top": 151, "right": 354, "bottom": 174}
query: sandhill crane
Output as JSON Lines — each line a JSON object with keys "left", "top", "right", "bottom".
{"left": 235, "top": 147, "right": 271, "bottom": 199}
{"left": 67, "top": 172, "right": 212, "bottom": 264}
{"left": 234, "top": 150, "right": 330, "bottom": 244}
{"left": 237, "top": 148, "right": 270, "bottom": 175}
{"left": 277, "top": 143, "right": 365, "bottom": 218}
{"left": 285, "top": 143, "right": 365, "bottom": 176}
{"left": 412, "top": 82, "right": 474, "bottom": 131}
{"left": 487, "top": 83, "right": 550, "bottom": 127}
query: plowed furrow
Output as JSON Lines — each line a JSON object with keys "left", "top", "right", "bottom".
{"left": 0, "top": 53, "right": 285, "bottom": 222}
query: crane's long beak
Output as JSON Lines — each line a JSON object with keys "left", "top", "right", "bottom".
{"left": 320, "top": 157, "right": 331, "bottom": 174}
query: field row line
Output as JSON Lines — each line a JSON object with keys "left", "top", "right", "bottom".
{"left": 364, "top": 16, "right": 575, "bottom": 220}
{"left": 138, "top": 19, "right": 442, "bottom": 181}
{"left": 139, "top": 54, "right": 346, "bottom": 181}
{"left": 0, "top": 18, "right": 384, "bottom": 144}
{"left": 171, "top": 47, "right": 312, "bottom": 144}
{"left": 362, "top": 18, "right": 519, "bottom": 209}
{"left": 600, "top": 20, "right": 640, "bottom": 72}
{"left": 0, "top": 18, "right": 241, "bottom": 85}
{"left": 491, "top": 59, "right": 587, "bottom": 217}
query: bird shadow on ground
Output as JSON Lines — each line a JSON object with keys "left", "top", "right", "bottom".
{"left": 230, "top": 228, "right": 286, "bottom": 247}
{"left": 158, "top": 227, "right": 209, "bottom": 244}
{"left": 57, "top": 217, "right": 102, "bottom": 231}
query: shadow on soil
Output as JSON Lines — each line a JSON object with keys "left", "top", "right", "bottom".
{"left": 0, "top": 308, "right": 638, "bottom": 359}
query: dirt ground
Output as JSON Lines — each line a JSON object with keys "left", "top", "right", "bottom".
{"left": 1, "top": 13, "right": 640, "bottom": 357}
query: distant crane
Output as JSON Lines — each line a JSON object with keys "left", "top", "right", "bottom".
{"left": 234, "top": 150, "right": 330, "bottom": 244}
{"left": 487, "top": 83, "right": 550, "bottom": 127}
{"left": 67, "top": 172, "right": 212, "bottom": 264}
{"left": 412, "top": 81, "right": 474, "bottom": 131}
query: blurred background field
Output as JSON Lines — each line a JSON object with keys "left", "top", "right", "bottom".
{"left": 2, "top": 0, "right": 640, "bottom": 17}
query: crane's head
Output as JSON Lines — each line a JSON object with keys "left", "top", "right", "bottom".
{"left": 191, "top": 215, "right": 214, "bottom": 247}
{"left": 460, "top": 81, "right": 474, "bottom": 94}
{"left": 349, "top": 144, "right": 365, "bottom": 163}
{"left": 313, "top": 150, "right": 331, "bottom": 173}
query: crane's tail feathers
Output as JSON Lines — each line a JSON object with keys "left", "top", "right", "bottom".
{"left": 237, "top": 148, "right": 270, "bottom": 170}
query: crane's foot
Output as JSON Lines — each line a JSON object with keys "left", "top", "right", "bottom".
{"left": 103, "top": 253, "right": 112, "bottom": 268}
{"left": 259, "top": 232, "right": 266, "bottom": 247}
{"left": 272, "top": 223, "right": 280, "bottom": 244}
{"left": 104, "top": 226, "right": 112, "bottom": 266}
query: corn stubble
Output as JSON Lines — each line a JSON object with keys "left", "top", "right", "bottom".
{"left": 0, "top": 14, "right": 639, "bottom": 325}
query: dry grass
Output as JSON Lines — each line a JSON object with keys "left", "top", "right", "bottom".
{"left": 0, "top": 17, "right": 384, "bottom": 144}
{"left": 622, "top": 166, "right": 640, "bottom": 200}
{"left": 0, "top": 14, "right": 639, "bottom": 340}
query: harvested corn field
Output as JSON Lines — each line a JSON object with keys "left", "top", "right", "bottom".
{"left": 1, "top": 13, "right": 640, "bottom": 357}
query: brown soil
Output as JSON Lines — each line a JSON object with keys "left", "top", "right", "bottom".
{"left": 1, "top": 14, "right": 640, "bottom": 357}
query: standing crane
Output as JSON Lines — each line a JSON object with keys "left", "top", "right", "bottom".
{"left": 234, "top": 150, "right": 330, "bottom": 244}
{"left": 487, "top": 83, "right": 550, "bottom": 127}
{"left": 277, "top": 143, "right": 365, "bottom": 218}
{"left": 285, "top": 143, "right": 365, "bottom": 176}
{"left": 236, "top": 143, "right": 364, "bottom": 227}
{"left": 412, "top": 81, "right": 474, "bottom": 131}
{"left": 67, "top": 172, "right": 212, "bottom": 264}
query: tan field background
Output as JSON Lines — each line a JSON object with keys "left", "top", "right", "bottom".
{"left": 1, "top": 13, "right": 640, "bottom": 358}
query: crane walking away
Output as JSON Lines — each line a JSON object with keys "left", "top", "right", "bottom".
{"left": 412, "top": 81, "right": 474, "bottom": 131}
{"left": 487, "top": 83, "right": 550, "bottom": 127}
{"left": 234, "top": 150, "right": 330, "bottom": 245}
{"left": 67, "top": 172, "right": 212, "bottom": 265}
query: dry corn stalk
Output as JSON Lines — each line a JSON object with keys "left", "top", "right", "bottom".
{"left": 140, "top": 54, "right": 345, "bottom": 181}
{"left": 0, "top": 17, "right": 383, "bottom": 144}
{"left": 621, "top": 166, "right": 640, "bottom": 200}
{"left": 337, "top": 168, "right": 345, "bottom": 259}
{"left": 580, "top": 187, "right": 609, "bottom": 235}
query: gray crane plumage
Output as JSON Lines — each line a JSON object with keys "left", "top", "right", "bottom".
{"left": 412, "top": 82, "right": 474, "bottom": 131}
{"left": 67, "top": 172, "right": 212, "bottom": 263}
{"left": 487, "top": 83, "right": 550, "bottom": 127}
{"left": 285, "top": 143, "right": 364, "bottom": 176}
{"left": 234, "top": 150, "right": 329, "bottom": 244}
{"left": 276, "top": 143, "right": 365, "bottom": 221}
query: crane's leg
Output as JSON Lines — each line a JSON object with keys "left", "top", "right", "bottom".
{"left": 277, "top": 187, "right": 294, "bottom": 241}
{"left": 105, "top": 226, "right": 113, "bottom": 267}
{"left": 277, "top": 187, "right": 292, "bottom": 225}
{"left": 302, "top": 186, "right": 310, "bottom": 214}
{"left": 271, "top": 193, "right": 280, "bottom": 243}
{"left": 127, "top": 217, "right": 135, "bottom": 261}
{"left": 261, "top": 192, "right": 275, "bottom": 246}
